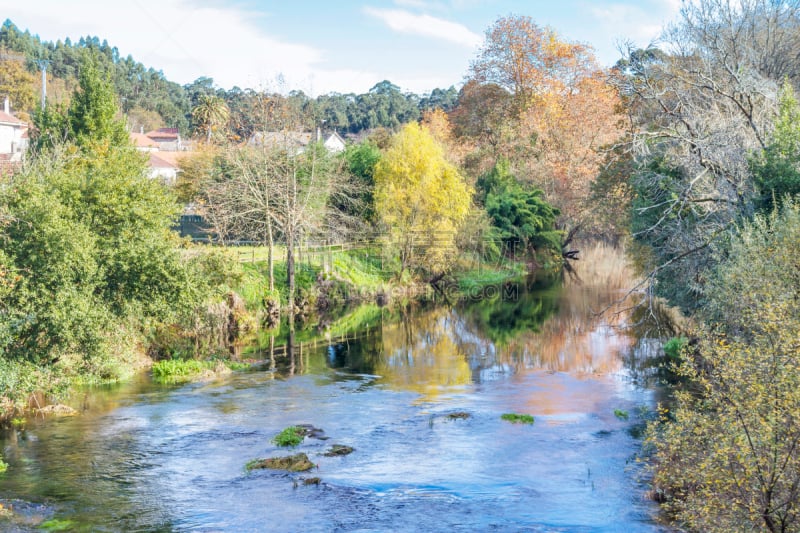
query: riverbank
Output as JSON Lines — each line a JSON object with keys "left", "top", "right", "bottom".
{"left": 0, "top": 243, "right": 535, "bottom": 422}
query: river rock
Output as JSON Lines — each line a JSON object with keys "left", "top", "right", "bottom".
{"left": 248, "top": 453, "right": 315, "bottom": 472}
{"left": 323, "top": 445, "right": 354, "bottom": 457}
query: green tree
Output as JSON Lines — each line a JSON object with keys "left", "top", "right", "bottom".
{"left": 343, "top": 139, "right": 381, "bottom": 222}
{"left": 68, "top": 54, "right": 128, "bottom": 147}
{"left": 751, "top": 81, "right": 800, "bottom": 213}
{"left": 374, "top": 122, "right": 472, "bottom": 274}
{"left": 0, "top": 145, "right": 194, "bottom": 368}
{"left": 192, "top": 94, "right": 230, "bottom": 143}
{"left": 479, "top": 159, "right": 561, "bottom": 257}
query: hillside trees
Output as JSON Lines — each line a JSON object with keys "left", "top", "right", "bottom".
{"left": 374, "top": 122, "right": 472, "bottom": 275}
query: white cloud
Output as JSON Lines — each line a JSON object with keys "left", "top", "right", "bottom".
{"left": 590, "top": 4, "right": 663, "bottom": 45}
{"left": 364, "top": 7, "right": 482, "bottom": 48}
{"left": 2, "top": 0, "right": 377, "bottom": 94}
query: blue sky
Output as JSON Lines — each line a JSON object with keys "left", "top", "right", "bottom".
{"left": 4, "top": 0, "right": 681, "bottom": 95}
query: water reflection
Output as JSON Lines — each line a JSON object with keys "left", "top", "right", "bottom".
{"left": 258, "top": 248, "right": 644, "bottom": 402}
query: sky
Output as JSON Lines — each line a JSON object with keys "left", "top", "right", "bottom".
{"left": 2, "top": 0, "right": 682, "bottom": 95}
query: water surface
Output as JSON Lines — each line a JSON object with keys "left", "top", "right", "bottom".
{"left": 0, "top": 253, "right": 670, "bottom": 532}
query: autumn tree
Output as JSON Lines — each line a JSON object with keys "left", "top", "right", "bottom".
{"left": 461, "top": 15, "right": 623, "bottom": 230}
{"left": 648, "top": 200, "right": 800, "bottom": 532}
{"left": 374, "top": 122, "right": 472, "bottom": 275}
{"left": 0, "top": 48, "right": 35, "bottom": 118}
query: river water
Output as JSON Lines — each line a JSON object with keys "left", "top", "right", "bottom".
{"left": 0, "top": 248, "right": 671, "bottom": 532}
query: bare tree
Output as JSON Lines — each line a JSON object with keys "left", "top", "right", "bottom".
{"left": 611, "top": 0, "right": 800, "bottom": 309}
{"left": 205, "top": 139, "right": 360, "bottom": 313}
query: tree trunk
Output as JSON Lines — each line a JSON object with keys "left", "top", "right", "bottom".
{"left": 267, "top": 219, "right": 274, "bottom": 292}
{"left": 287, "top": 232, "right": 295, "bottom": 314}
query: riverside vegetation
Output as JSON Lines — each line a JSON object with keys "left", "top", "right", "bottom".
{"left": 1, "top": 3, "right": 799, "bottom": 531}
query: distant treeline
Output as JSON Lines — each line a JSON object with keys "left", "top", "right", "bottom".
{"left": 0, "top": 19, "right": 458, "bottom": 138}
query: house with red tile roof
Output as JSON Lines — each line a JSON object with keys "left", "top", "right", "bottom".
{"left": 145, "top": 128, "right": 182, "bottom": 151}
{"left": 147, "top": 152, "right": 179, "bottom": 184}
{"left": 0, "top": 97, "right": 28, "bottom": 175}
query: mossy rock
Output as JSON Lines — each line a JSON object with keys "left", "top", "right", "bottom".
{"left": 323, "top": 444, "right": 354, "bottom": 457}
{"left": 248, "top": 453, "right": 315, "bottom": 472}
{"left": 500, "top": 413, "right": 535, "bottom": 424}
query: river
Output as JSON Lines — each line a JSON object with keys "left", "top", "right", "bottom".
{"left": 0, "top": 246, "right": 672, "bottom": 532}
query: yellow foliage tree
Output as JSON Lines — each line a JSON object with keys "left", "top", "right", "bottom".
{"left": 374, "top": 122, "right": 472, "bottom": 275}
{"left": 0, "top": 49, "right": 35, "bottom": 118}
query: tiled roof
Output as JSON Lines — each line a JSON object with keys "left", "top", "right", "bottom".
{"left": 146, "top": 128, "right": 180, "bottom": 140}
{"left": 131, "top": 132, "right": 159, "bottom": 147}
{"left": 0, "top": 111, "right": 25, "bottom": 125}
{"left": 148, "top": 153, "right": 178, "bottom": 169}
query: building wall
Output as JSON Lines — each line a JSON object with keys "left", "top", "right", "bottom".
{"left": 0, "top": 124, "right": 24, "bottom": 155}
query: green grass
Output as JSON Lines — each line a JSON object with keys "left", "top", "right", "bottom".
{"left": 501, "top": 413, "right": 535, "bottom": 424}
{"left": 454, "top": 263, "right": 526, "bottom": 293}
{"left": 614, "top": 409, "right": 629, "bottom": 421}
{"left": 151, "top": 359, "right": 248, "bottom": 384}
{"left": 272, "top": 426, "right": 304, "bottom": 447}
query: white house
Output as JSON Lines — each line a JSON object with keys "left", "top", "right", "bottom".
{"left": 148, "top": 152, "right": 179, "bottom": 184}
{"left": 0, "top": 97, "right": 28, "bottom": 163}
{"left": 247, "top": 129, "right": 346, "bottom": 154}
{"left": 322, "top": 131, "right": 346, "bottom": 153}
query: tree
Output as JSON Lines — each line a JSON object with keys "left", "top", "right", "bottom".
{"left": 470, "top": 15, "right": 597, "bottom": 112}
{"left": 462, "top": 15, "right": 623, "bottom": 229}
{"left": 479, "top": 159, "right": 562, "bottom": 257}
{"left": 751, "top": 81, "right": 800, "bottom": 213}
{"left": 0, "top": 145, "right": 194, "bottom": 367}
{"left": 205, "top": 140, "right": 356, "bottom": 311}
{"left": 343, "top": 139, "right": 381, "bottom": 222}
{"left": 613, "top": 0, "right": 800, "bottom": 310}
{"left": 0, "top": 48, "right": 35, "bottom": 117}
{"left": 374, "top": 122, "right": 472, "bottom": 274}
{"left": 192, "top": 94, "right": 230, "bottom": 144}
{"left": 648, "top": 201, "right": 800, "bottom": 532}
{"left": 68, "top": 54, "right": 128, "bottom": 147}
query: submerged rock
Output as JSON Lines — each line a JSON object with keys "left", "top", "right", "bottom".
{"left": 323, "top": 445, "right": 354, "bottom": 457}
{"left": 447, "top": 412, "right": 470, "bottom": 420}
{"left": 248, "top": 453, "right": 315, "bottom": 472}
{"left": 295, "top": 424, "right": 328, "bottom": 440}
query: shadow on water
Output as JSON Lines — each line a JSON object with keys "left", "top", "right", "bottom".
{"left": 0, "top": 245, "right": 676, "bottom": 532}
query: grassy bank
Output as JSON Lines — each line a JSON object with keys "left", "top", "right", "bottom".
{"left": 0, "top": 243, "right": 535, "bottom": 421}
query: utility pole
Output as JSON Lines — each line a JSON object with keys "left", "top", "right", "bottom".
{"left": 35, "top": 59, "right": 50, "bottom": 110}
